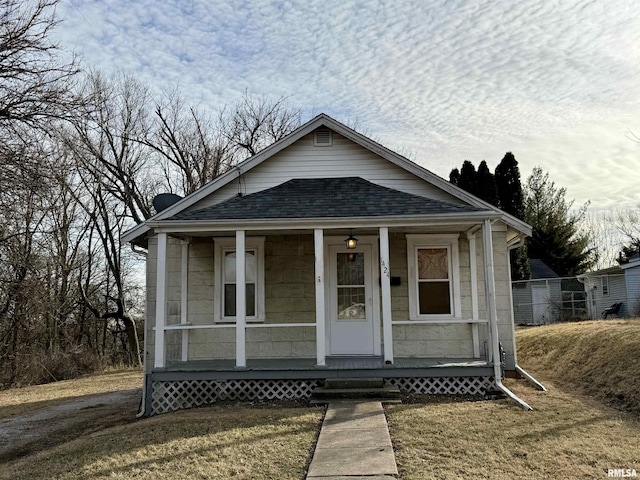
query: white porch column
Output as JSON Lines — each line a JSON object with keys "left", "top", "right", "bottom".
{"left": 154, "top": 232, "right": 168, "bottom": 369}
{"left": 468, "top": 233, "right": 480, "bottom": 358}
{"left": 314, "top": 229, "right": 326, "bottom": 367}
{"left": 235, "top": 230, "right": 246, "bottom": 368}
{"left": 379, "top": 227, "right": 394, "bottom": 364}
{"left": 482, "top": 219, "right": 501, "bottom": 367}
{"left": 180, "top": 240, "right": 189, "bottom": 362}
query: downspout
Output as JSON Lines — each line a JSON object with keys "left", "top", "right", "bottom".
{"left": 130, "top": 243, "right": 149, "bottom": 418}
{"left": 507, "top": 238, "right": 547, "bottom": 392}
{"left": 483, "top": 220, "right": 533, "bottom": 410}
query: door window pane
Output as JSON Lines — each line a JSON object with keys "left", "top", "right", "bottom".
{"left": 338, "top": 287, "right": 366, "bottom": 320}
{"left": 337, "top": 252, "right": 364, "bottom": 285}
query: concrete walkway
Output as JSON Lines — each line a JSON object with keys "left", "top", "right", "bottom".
{"left": 306, "top": 400, "right": 398, "bottom": 480}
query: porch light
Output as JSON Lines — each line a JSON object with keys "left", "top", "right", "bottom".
{"left": 345, "top": 231, "right": 358, "bottom": 249}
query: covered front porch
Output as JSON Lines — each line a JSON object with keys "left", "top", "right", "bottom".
{"left": 150, "top": 217, "right": 505, "bottom": 371}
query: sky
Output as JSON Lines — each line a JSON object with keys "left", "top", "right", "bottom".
{"left": 52, "top": 0, "right": 640, "bottom": 211}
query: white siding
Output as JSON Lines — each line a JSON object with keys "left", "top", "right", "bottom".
{"left": 184, "top": 130, "right": 465, "bottom": 213}
{"left": 625, "top": 266, "right": 640, "bottom": 316}
{"left": 590, "top": 274, "right": 627, "bottom": 318}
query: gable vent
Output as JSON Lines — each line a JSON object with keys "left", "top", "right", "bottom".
{"left": 314, "top": 127, "right": 333, "bottom": 146}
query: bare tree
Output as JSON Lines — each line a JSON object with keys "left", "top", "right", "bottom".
{"left": 58, "top": 72, "right": 160, "bottom": 366}
{"left": 223, "top": 93, "right": 301, "bottom": 158}
{"left": 0, "top": 0, "right": 80, "bottom": 136}
{"left": 64, "top": 71, "right": 157, "bottom": 224}
{"left": 139, "top": 93, "right": 234, "bottom": 195}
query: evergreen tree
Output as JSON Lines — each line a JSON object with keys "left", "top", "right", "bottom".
{"left": 616, "top": 241, "right": 640, "bottom": 264}
{"left": 458, "top": 160, "right": 477, "bottom": 196}
{"left": 524, "top": 167, "right": 594, "bottom": 276}
{"left": 494, "top": 152, "right": 524, "bottom": 220}
{"left": 476, "top": 160, "right": 499, "bottom": 207}
{"left": 449, "top": 167, "right": 460, "bottom": 185}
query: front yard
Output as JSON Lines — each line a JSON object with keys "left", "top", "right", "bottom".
{"left": 3, "top": 320, "right": 639, "bottom": 479}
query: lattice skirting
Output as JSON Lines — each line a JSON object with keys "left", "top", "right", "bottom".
{"left": 150, "top": 376, "right": 495, "bottom": 415}
{"left": 385, "top": 376, "right": 495, "bottom": 396}
{"left": 151, "top": 379, "right": 322, "bottom": 415}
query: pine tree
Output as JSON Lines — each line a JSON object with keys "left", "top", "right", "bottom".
{"left": 476, "top": 160, "right": 499, "bottom": 207}
{"left": 494, "top": 152, "right": 524, "bottom": 220}
{"left": 494, "top": 153, "right": 529, "bottom": 280}
{"left": 458, "top": 160, "right": 477, "bottom": 196}
{"left": 449, "top": 167, "right": 460, "bottom": 185}
{"left": 524, "top": 167, "right": 594, "bottom": 276}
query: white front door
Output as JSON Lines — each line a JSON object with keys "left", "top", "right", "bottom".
{"left": 327, "top": 243, "right": 377, "bottom": 355}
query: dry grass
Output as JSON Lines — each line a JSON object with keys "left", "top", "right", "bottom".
{"left": 516, "top": 319, "right": 640, "bottom": 414}
{"left": 1, "top": 404, "right": 324, "bottom": 480}
{"left": 387, "top": 379, "right": 640, "bottom": 479}
{"left": 0, "top": 368, "right": 143, "bottom": 419}
{"left": 387, "top": 319, "right": 640, "bottom": 479}
{"left": 4, "top": 320, "right": 639, "bottom": 478}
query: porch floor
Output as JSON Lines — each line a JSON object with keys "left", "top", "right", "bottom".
{"left": 154, "top": 356, "right": 493, "bottom": 381}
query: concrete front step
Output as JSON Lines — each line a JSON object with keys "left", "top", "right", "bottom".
{"left": 311, "top": 385, "right": 402, "bottom": 402}
{"left": 309, "top": 397, "right": 402, "bottom": 406}
{"left": 324, "top": 377, "right": 384, "bottom": 389}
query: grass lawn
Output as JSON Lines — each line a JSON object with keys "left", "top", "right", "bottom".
{"left": 387, "top": 319, "right": 640, "bottom": 479}
{"left": 0, "top": 368, "right": 143, "bottom": 419}
{"left": 1, "top": 403, "right": 324, "bottom": 480}
{"left": 3, "top": 320, "right": 639, "bottom": 479}
{"left": 387, "top": 379, "right": 640, "bottom": 479}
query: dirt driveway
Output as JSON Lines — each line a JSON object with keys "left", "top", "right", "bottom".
{"left": 0, "top": 383, "right": 141, "bottom": 461}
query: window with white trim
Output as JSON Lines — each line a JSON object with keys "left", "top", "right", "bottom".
{"left": 214, "top": 237, "right": 265, "bottom": 322}
{"left": 407, "top": 234, "right": 461, "bottom": 320}
{"left": 601, "top": 276, "right": 609, "bottom": 296}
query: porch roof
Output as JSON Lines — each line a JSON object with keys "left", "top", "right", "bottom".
{"left": 169, "top": 177, "right": 489, "bottom": 222}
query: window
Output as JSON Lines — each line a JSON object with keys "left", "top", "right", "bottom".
{"left": 407, "top": 234, "right": 461, "bottom": 320}
{"left": 602, "top": 276, "right": 609, "bottom": 296}
{"left": 214, "top": 237, "right": 265, "bottom": 322}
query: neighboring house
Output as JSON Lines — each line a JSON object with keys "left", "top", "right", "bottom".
{"left": 512, "top": 259, "right": 562, "bottom": 325}
{"left": 578, "top": 255, "right": 640, "bottom": 319}
{"left": 124, "top": 114, "right": 535, "bottom": 416}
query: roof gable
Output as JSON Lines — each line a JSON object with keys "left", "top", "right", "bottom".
{"left": 123, "top": 113, "right": 531, "bottom": 244}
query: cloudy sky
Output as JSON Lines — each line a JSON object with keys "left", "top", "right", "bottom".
{"left": 53, "top": 0, "right": 640, "bottom": 210}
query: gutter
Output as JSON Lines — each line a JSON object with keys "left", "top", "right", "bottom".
{"left": 483, "top": 219, "right": 533, "bottom": 410}
{"left": 505, "top": 238, "right": 547, "bottom": 394}
{"left": 515, "top": 365, "right": 546, "bottom": 391}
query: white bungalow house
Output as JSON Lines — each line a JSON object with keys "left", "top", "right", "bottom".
{"left": 578, "top": 255, "right": 640, "bottom": 319}
{"left": 124, "top": 114, "right": 541, "bottom": 415}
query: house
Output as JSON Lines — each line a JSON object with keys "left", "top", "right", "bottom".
{"left": 578, "top": 255, "right": 640, "bottom": 319}
{"left": 123, "top": 114, "right": 541, "bottom": 416}
{"left": 512, "top": 259, "right": 562, "bottom": 325}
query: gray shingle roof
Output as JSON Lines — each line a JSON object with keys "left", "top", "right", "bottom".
{"left": 169, "top": 177, "right": 487, "bottom": 221}
{"left": 529, "top": 259, "right": 559, "bottom": 279}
